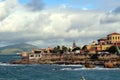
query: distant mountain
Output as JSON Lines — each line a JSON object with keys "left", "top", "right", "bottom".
{"left": 0, "top": 43, "right": 38, "bottom": 54}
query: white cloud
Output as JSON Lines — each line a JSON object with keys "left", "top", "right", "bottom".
{"left": 0, "top": 0, "right": 19, "bottom": 21}
{"left": 0, "top": 0, "right": 120, "bottom": 47}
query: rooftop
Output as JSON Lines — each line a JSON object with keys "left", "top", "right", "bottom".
{"left": 98, "top": 37, "right": 107, "bottom": 41}
{"left": 107, "top": 32, "right": 120, "bottom": 36}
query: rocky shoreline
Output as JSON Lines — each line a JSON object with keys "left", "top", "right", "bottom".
{"left": 10, "top": 53, "right": 120, "bottom": 68}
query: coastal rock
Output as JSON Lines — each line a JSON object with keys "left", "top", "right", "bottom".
{"left": 104, "top": 61, "right": 115, "bottom": 68}
{"left": 84, "top": 64, "right": 95, "bottom": 68}
{"left": 11, "top": 59, "right": 29, "bottom": 64}
{"left": 84, "top": 61, "right": 95, "bottom": 68}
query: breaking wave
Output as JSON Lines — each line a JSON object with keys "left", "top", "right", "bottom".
{"left": 60, "top": 67, "right": 120, "bottom": 71}
{"left": 58, "top": 64, "right": 83, "bottom": 67}
{"left": 0, "top": 62, "right": 23, "bottom": 66}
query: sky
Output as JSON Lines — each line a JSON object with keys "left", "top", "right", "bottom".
{"left": 0, "top": 0, "right": 120, "bottom": 48}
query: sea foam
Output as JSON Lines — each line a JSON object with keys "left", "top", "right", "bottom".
{"left": 60, "top": 67, "right": 120, "bottom": 71}
{"left": 0, "top": 62, "right": 23, "bottom": 66}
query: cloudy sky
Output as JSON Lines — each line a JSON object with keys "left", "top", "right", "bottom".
{"left": 0, "top": 0, "right": 120, "bottom": 48}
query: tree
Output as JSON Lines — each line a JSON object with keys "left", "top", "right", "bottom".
{"left": 68, "top": 48, "right": 71, "bottom": 52}
{"left": 57, "top": 45, "right": 60, "bottom": 50}
{"left": 52, "top": 45, "right": 62, "bottom": 53}
{"left": 52, "top": 47, "right": 57, "bottom": 53}
{"left": 62, "top": 45, "right": 68, "bottom": 52}
{"left": 107, "top": 46, "right": 116, "bottom": 53}
{"left": 72, "top": 47, "right": 80, "bottom": 52}
{"left": 82, "top": 45, "right": 89, "bottom": 53}
{"left": 82, "top": 45, "right": 87, "bottom": 50}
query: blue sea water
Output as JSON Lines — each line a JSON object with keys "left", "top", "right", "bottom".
{"left": 0, "top": 54, "right": 120, "bottom": 80}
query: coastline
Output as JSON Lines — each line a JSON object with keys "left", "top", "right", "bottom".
{"left": 10, "top": 53, "right": 120, "bottom": 68}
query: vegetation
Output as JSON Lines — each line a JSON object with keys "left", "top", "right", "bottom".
{"left": 52, "top": 45, "right": 82, "bottom": 54}
{"left": 72, "top": 47, "right": 80, "bottom": 52}
{"left": 107, "top": 46, "right": 116, "bottom": 53}
{"left": 106, "top": 46, "right": 120, "bottom": 54}
{"left": 82, "top": 45, "right": 87, "bottom": 50}
{"left": 52, "top": 45, "right": 69, "bottom": 53}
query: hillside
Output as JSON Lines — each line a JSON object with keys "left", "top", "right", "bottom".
{"left": 0, "top": 43, "right": 38, "bottom": 54}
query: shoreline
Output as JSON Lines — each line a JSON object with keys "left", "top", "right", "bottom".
{"left": 9, "top": 61, "right": 120, "bottom": 69}
{"left": 10, "top": 54, "right": 120, "bottom": 68}
{"left": 1, "top": 61, "right": 120, "bottom": 70}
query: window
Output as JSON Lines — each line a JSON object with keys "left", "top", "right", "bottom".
{"left": 113, "top": 37, "right": 114, "bottom": 39}
{"left": 30, "top": 55, "right": 34, "bottom": 57}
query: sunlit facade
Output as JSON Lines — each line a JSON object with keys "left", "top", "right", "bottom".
{"left": 86, "top": 32, "right": 120, "bottom": 54}
{"left": 107, "top": 32, "right": 120, "bottom": 44}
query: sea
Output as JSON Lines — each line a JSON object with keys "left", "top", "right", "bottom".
{"left": 0, "top": 54, "right": 120, "bottom": 80}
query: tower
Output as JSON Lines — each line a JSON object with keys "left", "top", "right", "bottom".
{"left": 72, "top": 41, "right": 76, "bottom": 48}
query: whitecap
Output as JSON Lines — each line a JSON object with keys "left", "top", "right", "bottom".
{"left": 0, "top": 62, "right": 24, "bottom": 66}
{"left": 58, "top": 64, "right": 83, "bottom": 67}
{"left": 60, "top": 67, "right": 120, "bottom": 71}
{"left": 60, "top": 68, "right": 73, "bottom": 71}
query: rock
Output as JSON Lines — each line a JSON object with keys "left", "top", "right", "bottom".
{"left": 104, "top": 61, "right": 115, "bottom": 68}
{"left": 84, "top": 64, "right": 95, "bottom": 68}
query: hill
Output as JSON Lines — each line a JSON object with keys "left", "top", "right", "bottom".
{"left": 0, "top": 43, "right": 38, "bottom": 54}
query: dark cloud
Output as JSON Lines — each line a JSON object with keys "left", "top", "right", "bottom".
{"left": 100, "top": 6, "right": 120, "bottom": 24}
{"left": 112, "top": 6, "right": 120, "bottom": 14}
{"left": 26, "top": 0, "right": 44, "bottom": 11}
{"left": 100, "top": 15, "right": 120, "bottom": 24}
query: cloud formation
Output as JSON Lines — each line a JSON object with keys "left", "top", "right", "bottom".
{"left": 112, "top": 6, "right": 120, "bottom": 14}
{"left": 0, "top": 0, "right": 120, "bottom": 47}
{"left": 25, "top": 0, "right": 44, "bottom": 11}
{"left": 0, "top": 0, "right": 18, "bottom": 21}
{"left": 100, "top": 6, "right": 120, "bottom": 24}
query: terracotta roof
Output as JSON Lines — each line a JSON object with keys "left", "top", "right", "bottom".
{"left": 107, "top": 32, "right": 120, "bottom": 36}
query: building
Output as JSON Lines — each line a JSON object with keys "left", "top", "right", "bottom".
{"left": 29, "top": 50, "right": 42, "bottom": 61}
{"left": 98, "top": 37, "right": 107, "bottom": 45}
{"left": 86, "top": 44, "right": 111, "bottom": 54}
{"left": 21, "top": 49, "right": 43, "bottom": 61}
{"left": 85, "top": 32, "right": 120, "bottom": 54}
{"left": 72, "top": 41, "right": 76, "bottom": 48}
{"left": 107, "top": 32, "right": 120, "bottom": 45}
{"left": 45, "top": 47, "right": 52, "bottom": 53}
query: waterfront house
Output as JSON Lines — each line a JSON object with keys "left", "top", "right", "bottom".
{"left": 107, "top": 32, "right": 120, "bottom": 45}
{"left": 29, "top": 53, "right": 42, "bottom": 61}
{"left": 85, "top": 32, "right": 120, "bottom": 54}
{"left": 21, "top": 49, "right": 43, "bottom": 62}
